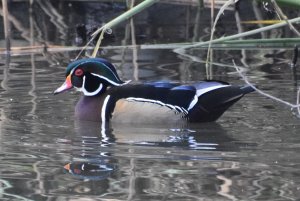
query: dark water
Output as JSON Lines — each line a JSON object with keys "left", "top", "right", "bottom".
{"left": 1, "top": 1, "right": 300, "bottom": 200}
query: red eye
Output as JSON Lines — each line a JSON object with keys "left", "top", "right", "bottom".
{"left": 75, "top": 68, "right": 83, "bottom": 76}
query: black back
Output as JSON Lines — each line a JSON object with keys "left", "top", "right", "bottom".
{"left": 104, "top": 82, "right": 254, "bottom": 123}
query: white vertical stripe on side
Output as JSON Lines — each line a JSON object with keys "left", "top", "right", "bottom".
{"left": 101, "top": 95, "right": 111, "bottom": 123}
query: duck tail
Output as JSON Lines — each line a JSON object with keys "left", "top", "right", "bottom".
{"left": 240, "top": 85, "right": 255, "bottom": 94}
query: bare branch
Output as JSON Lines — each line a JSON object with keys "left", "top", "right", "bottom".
{"left": 233, "top": 60, "right": 300, "bottom": 110}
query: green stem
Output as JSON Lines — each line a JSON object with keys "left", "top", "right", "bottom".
{"left": 90, "top": 0, "right": 158, "bottom": 58}
{"left": 2, "top": 0, "right": 10, "bottom": 53}
{"left": 92, "top": 0, "right": 158, "bottom": 37}
{"left": 174, "top": 16, "right": 300, "bottom": 54}
{"left": 267, "top": 0, "right": 300, "bottom": 7}
{"left": 76, "top": 0, "right": 158, "bottom": 59}
{"left": 91, "top": 28, "right": 106, "bottom": 58}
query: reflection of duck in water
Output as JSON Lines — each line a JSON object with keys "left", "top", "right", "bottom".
{"left": 63, "top": 120, "right": 247, "bottom": 180}
{"left": 54, "top": 58, "right": 254, "bottom": 124}
{"left": 64, "top": 162, "right": 116, "bottom": 180}
{"left": 73, "top": 120, "right": 238, "bottom": 151}
{"left": 110, "top": 123, "right": 242, "bottom": 152}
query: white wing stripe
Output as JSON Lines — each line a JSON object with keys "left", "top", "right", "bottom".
{"left": 188, "top": 85, "right": 229, "bottom": 111}
{"left": 196, "top": 85, "right": 228, "bottom": 97}
{"left": 91, "top": 73, "right": 130, "bottom": 86}
{"left": 188, "top": 95, "right": 198, "bottom": 111}
{"left": 126, "top": 97, "right": 188, "bottom": 115}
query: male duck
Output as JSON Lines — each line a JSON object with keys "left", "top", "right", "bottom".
{"left": 54, "top": 58, "right": 254, "bottom": 123}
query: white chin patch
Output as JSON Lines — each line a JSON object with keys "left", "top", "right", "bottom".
{"left": 82, "top": 76, "right": 103, "bottom": 96}
{"left": 75, "top": 88, "right": 82, "bottom": 92}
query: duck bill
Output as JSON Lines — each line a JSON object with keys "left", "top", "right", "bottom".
{"left": 54, "top": 75, "right": 73, "bottom": 95}
{"left": 64, "top": 163, "right": 71, "bottom": 171}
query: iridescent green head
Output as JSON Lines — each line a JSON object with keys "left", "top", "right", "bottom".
{"left": 54, "top": 58, "right": 128, "bottom": 96}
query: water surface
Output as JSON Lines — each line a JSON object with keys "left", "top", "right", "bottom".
{"left": 1, "top": 1, "right": 300, "bottom": 200}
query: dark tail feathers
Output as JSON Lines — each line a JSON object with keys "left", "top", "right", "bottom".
{"left": 240, "top": 85, "right": 255, "bottom": 94}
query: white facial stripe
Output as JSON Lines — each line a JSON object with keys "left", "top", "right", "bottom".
{"left": 73, "top": 60, "right": 122, "bottom": 82}
{"left": 101, "top": 95, "right": 111, "bottom": 123}
{"left": 70, "top": 68, "right": 75, "bottom": 75}
{"left": 94, "top": 61, "right": 121, "bottom": 82}
{"left": 91, "top": 73, "right": 130, "bottom": 86}
{"left": 81, "top": 76, "right": 103, "bottom": 96}
{"left": 126, "top": 97, "right": 188, "bottom": 115}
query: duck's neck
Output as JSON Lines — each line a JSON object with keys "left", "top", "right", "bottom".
{"left": 75, "top": 95, "right": 105, "bottom": 122}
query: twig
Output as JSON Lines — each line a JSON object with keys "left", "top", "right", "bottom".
{"left": 174, "top": 16, "right": 300, "bottom": 56}
{"left": 291, "top": 45, "right": 298, "bottom": 68}
{"left": 75, "top": 0, "right": 158, "bottom": 60}
{"left": 2, "top": 0, "right": 10, "bottom": 53}
{"left": 233, "top": 60, "right": 300, "bottom": 109}
{"left": 270, "top": 0, "right": 300, "bottom": 36}
{"left": 91, "top": 28, "right": 106, "bottom": 58}
{"left": 206, "top": 0, "right": 239, "bottom": 64}
{"left": 297, "top": 88, "right": 300, "bottom": 115}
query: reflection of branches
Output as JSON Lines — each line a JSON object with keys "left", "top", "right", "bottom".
{"left": 217, "top": 175, "right": 237, "bottom": 200}
{"left": 28, "top": 54, "right": 37, "bottom": 117}
{"left": 206, "top": 0, "right": 237, "bottom": 66}
{"left": 76, "top": 0, "right": 157, "bottom": 59}
{"left": 129, "top": 0, "right": 139, "bottom": 81}
{"left": 249, "top": 170, "right": 273, "bottom": 200}
{"left": 0, "top": 179, "right": 34, "bottom": 200}
{"left": 0, "top": 0, "right": 63, "bottom": 46}
{"left": 233, "top": 60, "right": 300, "bottom": 115}
{"left": 235, "top": 4, "right": 250, "bottom": 70}
{"left": 127, "top": 156, "right": 136, "bottom": 200}
{"left": 252, "top": 0, "right": 267, "bottom": 39}
{"left": 217, "top": 162, "right": 239, "bottom": 201}
{"left": 1, "top": 0, "right": 10, "bottom": 51}
{"left": 32, "top": 161, "right": 45, "bottom": 195}
{"left": 0, "top": 58, "right": 9, "bottom": 122}
{"left": 30, "top": 0, "right": 43, "bottom": 46}
{"left": 28, "top": 0, "right": 37, "bottom": 118}
{"left": 0, "top": 5, "right": 30, "bottom": 42}
{"left": 36, "top": 0, "right": 67, "bottom": 41}
{"left": 119, "top": 0, "right": 139, "bottom": 80}
{"left": 270, "top": 0, "right": 300, "bottom": 36}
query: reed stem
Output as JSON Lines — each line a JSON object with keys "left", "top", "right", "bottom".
{"left": 89, "top": 0, "right": 158, "bottom": 58}
{"left": 2, "top": 0, "right": 10, "bottom": 53}
{"left": 175, "top": 16, "right": 300, "bottom": 55}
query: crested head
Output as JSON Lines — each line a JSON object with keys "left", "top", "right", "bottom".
{"left": 54, "top": 58, "right": 129, "bottom": 96}
{"left": 66, "top": 58, "right": 125, "bottom": 85}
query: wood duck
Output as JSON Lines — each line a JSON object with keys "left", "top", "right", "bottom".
{"left": 64, "top": 162, "right": 115, "bottom": 180}
{"left": 54, "top": 58, "right": 254, "bottom": 123}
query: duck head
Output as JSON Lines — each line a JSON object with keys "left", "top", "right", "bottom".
{"left": 54, "top": 58, "right": 128, "bottom": 96}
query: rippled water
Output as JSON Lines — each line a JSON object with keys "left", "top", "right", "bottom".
{"left": 1, "top": 1, "right": 300, "bottom": 201}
